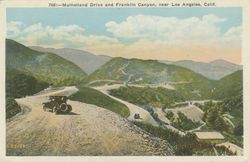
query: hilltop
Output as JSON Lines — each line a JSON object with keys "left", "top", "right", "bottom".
{"left": 6, "top": 39, "right": 87, "bottom": 86}
{"left": 84, "top": 57, "right": 210, "bottom": 85}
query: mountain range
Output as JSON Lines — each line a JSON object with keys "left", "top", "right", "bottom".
{"left": 30, "top": 46, "right": 241, "bottom": 80}
{"left": 160, "top": 59, "right": 242, "bottom": 80}
{"left": 29, "top": 46, "right": 111, "bottom": 74}
{"left": 8, "top": 40, "right": 243, "bottom": 91}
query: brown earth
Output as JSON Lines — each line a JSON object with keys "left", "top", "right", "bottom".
{"left": 6, "top": 95, "right": 173, "bottom": 156}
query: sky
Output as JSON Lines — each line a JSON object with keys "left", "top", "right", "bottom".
{"left": 7, "top": 8, "right": 242, "bottom": 64}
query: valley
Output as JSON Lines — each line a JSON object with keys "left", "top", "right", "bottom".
{"left": 5, "top": 39, "right": 243, "bottom": 156}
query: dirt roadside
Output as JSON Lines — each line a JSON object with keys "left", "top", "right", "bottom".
{"left": 6, "top": 95, "right": 173, "bottom": 156}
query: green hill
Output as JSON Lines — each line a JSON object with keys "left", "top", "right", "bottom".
{"left": 6, "top": 69, "right": 49, "bottom": 118}
{"left": 212, "top": 70, "right": 243, "bottom": 99}
{"left": 84, "top": 57, "right": 211, "bottom": 85}
{"left": 213, "top": 70, "right": 243, "bottom": 139}
{"left": 6, "top": 39, "right": 87, "bottom": 86}
{"left": 173, "top": 79, "right": 215, "bottom": 100}
{"left": 70, "top": 86, "right": 130, "bottom": 118}
{"left": 109, "top": 86, "right": 185, "bottom": 108}
{"left": 174, "top": 70, "right": 243, "bottom": 100}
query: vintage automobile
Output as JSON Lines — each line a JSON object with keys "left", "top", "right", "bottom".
{"left": 42, "top": 96, "right": 72, "bottom": 114}
{"left": 134, "top": 113, "right": 140, "bottom": 119}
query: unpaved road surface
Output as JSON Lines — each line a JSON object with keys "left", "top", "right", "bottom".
{"left": 6, "top": 89, "right": 173, "bottom": 156}
{"left": 93, "top": 85, "right": 159, "bottom": 127}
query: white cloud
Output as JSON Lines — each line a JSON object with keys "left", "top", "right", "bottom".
{"left": 7, "top": 22, "right": 118, "bottom": 48}
{"left": 7, "top": 14, "right": 240, "bottom": 48}
{"left": 23, "top": 23, "right": 43, "bottom": 33}
{"left": 7, "top": 21, "right": 25, "bottom": 37}
{"left": 105, "top": 14, "right": 231, "bottom": 44}
{"left": 222, "top": 26, "right": 242, "bottom": 45}
{"left": 6, "top": 14, "right": 241, "bottom": 63}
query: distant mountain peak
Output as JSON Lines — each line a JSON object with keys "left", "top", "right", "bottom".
{"left": 160, "top": 59, "right": 242, "bottom": 80}
{"left": 209, "top": 59, "right": 238, "bottom": 65}
{"left": 209, "top": 59, "right": 229, "bottom": 63}
{"left": 29, "top": 46, "right": 112, "bottom": 74}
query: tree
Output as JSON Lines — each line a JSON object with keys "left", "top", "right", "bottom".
{"left": 6, "top": 70, "right": 49, "bottom": 118}
{"left": 175, "top": 145, "right": 193, "bottom": 155}
{"left": 6, "top": 97, "right": 21, "bottom": 119}
{"left": 214, "top": 117, "right": 227, "bottom": 131}
{"left": 234, "top": 123, "right": 243, "bottom": 136}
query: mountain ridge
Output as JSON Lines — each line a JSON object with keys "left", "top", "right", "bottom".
{"left": 212, "top": 70, "right": 243, "bottom": 99}
{"left": 84, "top": 57, "right": 211, "bottom": 85}
{"left": 6, "top": 39, "right": 87, "bottom": 86}
{"left": 160, "top": 59, "right": 242, "bottom": 80}
{"left": 29, "top": 46, "right": 111, "bottom": 74}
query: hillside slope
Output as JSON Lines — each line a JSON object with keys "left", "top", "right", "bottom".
{"left": 212, "top": 70, "right": 243, "bottom": 99}
{"left": 70, "top": 86, "right": 130, "bottom": 118}
{"left": 6, "top": 39, "right": 87, "bottom": 86}
{"left": 85, "top": 57, "right": 210, "bottom": 85}
{"left": 6, "top": 69, "right": 49, "bottom": 118}
{"left": 160, "top": 59, "right": 242, "bottom": 80}
{"left": 29, "top": 46, "right": 111, "bottom": 74}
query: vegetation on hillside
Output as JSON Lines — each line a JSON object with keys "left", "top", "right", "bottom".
{"left": 6, "top": 97, "right": 21, "bottom": 119}
{"left": 109, "top": 86, "right": 185, "bottom": 108}
{"left": 84, "top": 57, "right": 211, "bottom": 85}
{"left": 134, "top": 122, "right": 235, "bottom": 155}
{"left": 173, "top": 79, "right": 215, "bottom": 100}
{"left": 201, "top": 101, "right": 229, "bottom": 131}
{"left": 5, "top": 39, "right": 89, "bottom": 118}
{"left": 172, "top": 70, "right": 242, "bottom": 100}
{"left": 108, "top": 69, "right": 243, "bottom": 149}
{"left": 6, "top": 39, "right": 87, "bottom": 86}
{"left": 5, "top": 39, "right": 243, "bottom": 155}
{"left": 212, "top": 70, "right": 243, "bottom": 99}
{"left": 6, "top": 69, "right": 49, "bottom": 118}
{"left": 198, "top": 96, "right": 243, "bottom": 135}
{"left": 69, "top": 86, "right": 130, "bottom": 118}
{"left": 167, "top": 112, "right": 202, "bottom": 131}
{"left": 198, "top": 96, "right": 243, "bottom": 147}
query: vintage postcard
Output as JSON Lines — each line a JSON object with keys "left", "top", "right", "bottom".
{"left": 0, "top": 0, "right": 250, "bottom": 162}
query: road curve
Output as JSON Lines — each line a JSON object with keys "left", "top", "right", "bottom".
{"left": 6, "top": 87, "right": 173, "bottom": 156}
{"left": 93, "top": 85, "right": 159, "bottom": 127}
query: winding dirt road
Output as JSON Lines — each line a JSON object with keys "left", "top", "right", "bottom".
{"left": 93, "top": 85, "right": 159, "bottom": 127}
{"left": 6, "top": 87, "right": 173, "bottom": 156}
